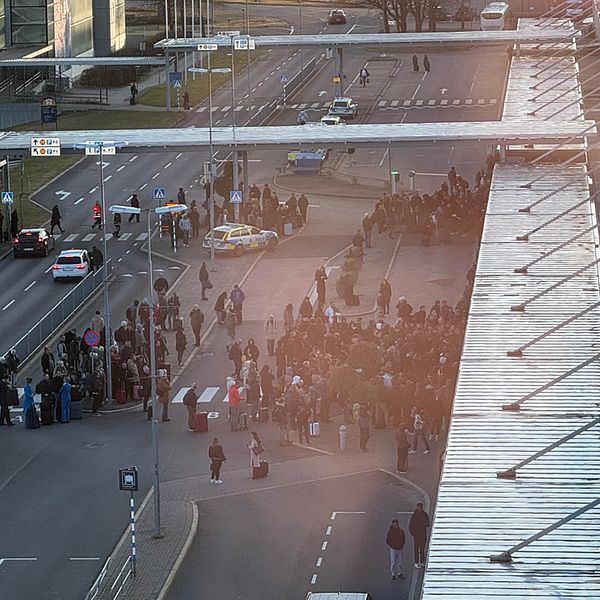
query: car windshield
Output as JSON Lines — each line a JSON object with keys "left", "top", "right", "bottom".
{"left": 482, "top": 11, "right": 503, "bottom": 18}
{"left": 332, "top": 101, "right": 348, "bottom": 108}
{"left": 57, "top": 256, "right": 82, "bottom": 265}
{"left": 210, "top": 230, "right": 228, "bottom": 240}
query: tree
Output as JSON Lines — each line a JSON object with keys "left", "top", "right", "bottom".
{"left": 408, "top": 0, "right": 429, "bottom": 32}
{"left": 364, "top": 0, "right": 410, "bottom": 33}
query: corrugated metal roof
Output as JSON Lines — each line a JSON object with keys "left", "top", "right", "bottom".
{"left": 0, "top": 120, "right": 595, "bottom": 154}
{"left": 421, "top": 163, "right": 600, "bottom": 599}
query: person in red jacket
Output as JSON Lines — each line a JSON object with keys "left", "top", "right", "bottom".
{"left": 92, "top": 201, "right": 102, "bottom": 230}
{"left": 228, "top": 379, "right": 242, "bottom": 431}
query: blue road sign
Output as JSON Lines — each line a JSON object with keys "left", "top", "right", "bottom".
{"left": 154, "top": 187, "right": 166, "bottom": 200}
{"left": 230, "top": 190, "right": 243, "bottom": 204}
{"left": 280, "top": 74, "right": 288, "bottom": 84}
{"left": 1, "top": 191, "right": 13, "bottom": 204}
{"left": 83, "top": 328, "right": 100, "bottom": 347}
{"left": 173, "top": 80, "right": 182, "bottom": 89}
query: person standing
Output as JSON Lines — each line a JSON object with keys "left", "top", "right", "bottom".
{"left": 175, "top": 327, "right": 187, "bottom": 366}
{"left": 315, "top": 266, "right": 328, "bottom": 306}
{"left": 228, "top": 339, "right": 243, "bottom": 379}
{"left": 183, "top": 383, "right": 199, "bottom": 431}
{"left": 0, "top": 376, "right": 13, "bottom": 426}
{"left": 408, "top": 503, "right": 430, "bottom": 568}
{"left": 113, "top": 211, "right": 122, "bottom": 238}
{"left": 130, "top": 82, "right": 138, "bottom": 102}
{"left": 228, "top": 378, "right": 241, "bottom": 431}
{"left": 224, "top": 308, "right": 237, "bottom": 340}
{"left": 358, "top": 405, "right": 370, "bottom": 452}
{"left": 283, "top": 303, "right": 295, "bottom": 333}
{"left": 412, "top": 54, "right": 419, "bottom": 72}
{"left": 214, "top": 291, "right": 227, "bottom": 325}
{"left": 50, "top": 205, "right": 64, "bottom": 234}
{"left": 359, "top": 65, "right": 370, "bottom": 87}
{"left": 248, "top": 431, "right": 264, "bottom": 479}
{"left": 179, "top": 212, "right": 192, "bottom": 247}
{"left": 362, "top": 212, "right": 373, "bottom": 248}
{"left": 209, "top": 437, "right": 227, "bottom": 483}
{"left": 91, "top": 246, "right": 103, "bottom": 272}
{"left": 410, "top": 409, "right": 430, "bottom": 454}
{"left": 395, "top": 423, "right": 411, "bottom": 473}
{"left": 189, "top": 203, "right": 201, "bottom": 238}
{"left": 386, "top": 519, "right": 406, "bottom": 580}
{"left": 448, "top": 166, "right": 457, "bottom": 197}
{"left": 156, "top": 369, "right": 171, "bottom": 422}
{"left": 265, "top": 314, "right": 278, "bottom": 356}
{"left": 189, "top": 304, "right": 205, "bottom": 346}
{"left": 177, "top": 187, "right": 186, "bottom": 204}
{"left": 379, "top": 279, "right": 392, "bottom": 316}
{"left": 92, "top": 201, "right": 102, "bottom": 230}
{"left": 199, "top": 262, "right": 210, "bottom": 301}
{"left": 41, "top": 346, "right": 55, "bottom": 377}
{"left": 59, "top": 377, "right": 72, "bottom": 423}
{"left": 23, "top": 377, "right": 36, "bottom": 428}
{"left": 423, "top": 54, "right": 431, "bottom": 73}
{"left": 298, "top": 193, "right": 309, "bottom": 223}
{"left": 230, "top": 284, "right": 245, "bottom": 323}
{"left": 128, "top": 194, "right": 140, "bottom": 223}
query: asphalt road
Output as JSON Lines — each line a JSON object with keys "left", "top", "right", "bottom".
{"left": 0, "top": 6, "right": 507, "bottom": 599}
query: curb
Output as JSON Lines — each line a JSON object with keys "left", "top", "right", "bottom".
{"left": 272, "top": 172, "right": 383, "bottom": 200}
{"left": 156, "top": 501, "right": 199, "bottom": 600}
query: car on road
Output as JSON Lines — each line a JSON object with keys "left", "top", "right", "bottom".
{"left": 203, "top": 224, "right": 279, "bottom": 256}
{"left": 12, "top": 228, "right": 55, "bottom": 257}
{"left": 52, "top": 249, "right": 91, "bottom": 281}
{"left": 320, "top": 114, "right": 344, "bottom": 125}
{"left": 327, "top": 97, "right": 358, "bottom": 120}
{"left": 328, "top": 9, "right": 347, "bottom": 24}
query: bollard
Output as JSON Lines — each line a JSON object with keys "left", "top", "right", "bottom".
{"left": 339, "top": 424, "right": 347, "bottom": 451}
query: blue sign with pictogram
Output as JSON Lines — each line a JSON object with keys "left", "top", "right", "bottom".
{"left": 280, "top": 74, "right": 288, "bottom": 84}
{"left": 169, "top": 71, "right": 183, "bottom": 82}
{"left": 1, "top": 191, "right": 14, "bottom": 204}
{"left": 229, "top": 190, "right": 243, "bottom": 204}
{"left": 154, "top": 187, "right": 166, "bottom": 200}
{"left": 83, "top": 328, "right": 100, "bottom": 347}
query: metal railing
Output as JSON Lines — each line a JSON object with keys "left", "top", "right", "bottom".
{"left": 2, "top": 260, "right": 112, "bottom": 366}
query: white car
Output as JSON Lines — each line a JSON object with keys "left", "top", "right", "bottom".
{"left": 328, "top": 97, "right": 358, "bottom": 120}
{"left": 202, "top": 224, "right": 279, "bottom": 256}
{"left": 52, "top": 249, "right": 91, "bottom": 281}
{"left": 320, "top": 114, "right": 343, "bottom": 125}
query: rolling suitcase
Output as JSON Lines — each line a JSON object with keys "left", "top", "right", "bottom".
{"left": 309, "top": 422, "right": 320, "bottom": 437}
{"left": 115, "top": 388, "right": 127, "bottom": 404}
{"left": 41, "top": 399, "right": 54, "bottom": 425}
{"left": 240, "top": 412, "right": 248, "bottom": 430}
{"left": 133, "top": 385, "right": 143, "bottom": 401}
{"left": 193, "top": 411, "right": 208, "bottom": 433}
{"left": 257, "top": 460, "right": 269, "bottom": 478}
{"left": 70, "top": 400, "right": 83, "bottom": 420}
{"left": 259, "top": 407, "right": 269, "bottom": 423}
{"left": 25, "top": 406, "right": 41, "bottom": 429}
{"left": 8, "top": 387, "right": 19, "bottom": 407}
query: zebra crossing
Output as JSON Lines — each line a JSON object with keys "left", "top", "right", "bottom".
{"left": 53, "top": 231, "right": 148, "bottom": 245}
{"left": 195, "top": 98, "right": 498, "bottom": 114}
{"left": 172, "top": 384, "right": 245, "bottom": 404}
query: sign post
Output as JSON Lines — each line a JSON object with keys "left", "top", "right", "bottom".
{"left": 40, "top": 97, "right": 58, "bottom": 129}
{"left": 280, "top": 74, "right": 288, "bottom": 106}
{"left": 154, "top": 188, "right": 166, "bottom": 238}
{"left": 230, "top": 190, "right": 242, "bottom": 222}
{"left": 119, "top": 467, "right": 139, "bottom": 577}
{"left": 30, "top": 137, "right": 61, "bottom": 157}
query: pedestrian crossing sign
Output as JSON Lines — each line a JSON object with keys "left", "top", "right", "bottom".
{"left": 230, "top": 190, "right": 243, "bottom": 204}
{"left": 154, "top": 187, "right": 166, "bottom": 200}
{"left": 173, "top": 80, "right": 182, "bottom": 89}
{"left": 1, "top": 191, "right": 13, "bottom": 204}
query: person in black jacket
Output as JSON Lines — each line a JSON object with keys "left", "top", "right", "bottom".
{"left": 386, "top": 519, "right": 406, "bottom": 580}
{"left": 0, "top": 377, "right": 13, "bottom": 426}
{"left": 183, "top": 383, "right": 199, "bottom": 431}
{"left": 208, "top": 437, "right": 226, "bottom": 483}
{"left": 408, "top": 503, "right": 431, "bottom": 568}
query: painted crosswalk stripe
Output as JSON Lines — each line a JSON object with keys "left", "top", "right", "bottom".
{"left": 102, "top": 233, "right": 113, "bottom": 241}
{"left": 118, "top": 232, "right": 132, "bottom": 241}
{"left": 173, "top": 387, "right": 190, "bottom": 404}
{"left": 403, "top": 100, "right": 411, "bottom": 106}
{"left": 82, "top": 233, "right": 96, "bottom": 242}
{"left": 477, "top": 98, "right": 486, "bottom": 105}
{"left": 452, "top": 99, "right": 461, "bottom": 105}
{"left": 378, "top": 100, "right": 387, "bottom": 107}
{"left": 234, "top": 105, "right": 244, "bottom": 111}
{"left": 391, "top": 100, "right": 399, "bottom": 107}
{"left": 64, "top": 234, "right": 78, "bottom": 242}
{"left": 415, "top": 99, "right": 424, "bottom": 106}
{"left": 310, "top": 102, "right": 320, "bottom": 109}
{"left": 298, "top": 103, "right": 307, "bottom": 109}
{"left": 290, "top": 104, "right": 298, "bottom": 109}
{"left": 490, "top": 98, "right": 498, "bottom": 104}
{"left": 221, "top": 105, "right": 230, "bottom": 112}
{"left": 196, "top": 106, "right": 207, "bottom": 112}
{"left": 465, "top": 98, "right": 473, "bottom": 105}
{"left": 441, "top": 99, "right": 448, "bottom": 105}
{"left": 198, "top": 387, "right": 220, "bottom": 403}
{"left": 427, "top": 99, "right": 436, "bottom": 105}
{"left": 135, "top": 232, "right": 148, "bottom": 241}
{"left": 53, "top": 234, "right": 62, "bottom": 241}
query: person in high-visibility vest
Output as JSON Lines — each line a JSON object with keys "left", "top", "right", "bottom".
{"left": 92, "top": 201, "right": 102, "bottom": 230}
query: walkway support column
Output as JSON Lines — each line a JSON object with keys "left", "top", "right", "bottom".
{"left": 242, "top": 151, "right": 249, "bottom": 216}
{"left": 165, "top": 54, "right": 171, "bottom": 112}
{"left": 232, "top": 151, "right": 240, "bottom": 222}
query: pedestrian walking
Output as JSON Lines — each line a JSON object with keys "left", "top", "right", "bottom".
{"left": 50, "top": 205, "right": 64, "bottom": 234}
{"left": 92, "top": 201, "right": 102, "bottom": 229}
{"left": 156, "top": 369, "right": 171, "bottom": 422}
{"left": 128, "top": 194, "right": 140, "bottom": 223}
{"left": 359, "top": 65, "right": 370, "bottom": 87}
{"left": 283, "top": 303, "right": 295, "bottom": 333}
{"left": 183, "top": 383, "right": 199, "bottom": 431}
{"left": 228, "top": 378, "right": 242, "bottom": 431}
{"left": 410, "top": 409, "right": 430, "bottom": 454}
{"left": 358, "top": 405, "right": 370, "bottom": 451}
{"left": 199, "top": 262, "right": 211, "bottom": 300}
{"left": 113, "top": 211, "right": 121, "bottom": 238}
{"left": 265, "top": 314, "right": 278, "bottom": 356}
{"left": 412, "top": 55, "right": 419, "bottom": 72}
{"left": 379, "top": 279, "right": 392, "bottom": 316}
{"left": 297, "top": 109, "right": 308, "bottom": 125}
{"left": 209, "top": 437, "right": 227, "bottom": 483}
{"left": 59, "top": 377, "right": 72, "bottom": 423}
{"left": 0, "top": 376, "right": 13, "bottom": 426}
{"left": 352, "top": 228, "right": 365, "bottom": 250}
{"left": 362, "top": 212, "right": 373, "bottom": 248}
{"left": 189, "top": 304, "right": 205, "bottom": 346}
{"left": 189, "top": 203, "right": 201, "bottom": 237}
{"left": 386, "top": 519, "right": 406, "bottom": 580}
{"left": 423, "top": 54, "right": 431, "bottom": 72}
{"left": 130, "top": 82, "right": 138, "bottom": 103}
{"left": 91, "top": 246, "right": 103, "bottom": 272}
{"left": 408, "top": 503, "right": 430, "bottom": 568}
{"left": 10, "top": 209, "right": 18, "bottom": 238}
{"left": 248, "top": 431, "right": 265, "bottom": 479}
{"left": 228, "top": 339, "right": 243, "bottom": 379}
{"left": 272, "top": 398, "right": 290, "bottom": 445}
{"left": 448, "top": 166, "right": 457, "bottom": 196}
{"left": 230, "top": 284, "right": 245, "bottom": 323}
{"left": 315, "top": 266, "right": 328, "bottom": 306}
{"left": 224, "top": 308, "right": 237, "bottom": 339}
{"left": 179, "top": 212, "right": 191, "bottom": 247}
{"left": 214, "top": 291, "right": 227, "bottom": 324}
{"left": 396, "top": 422, "right": 411, "bottom": 473}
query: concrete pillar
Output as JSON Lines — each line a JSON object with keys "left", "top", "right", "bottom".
{"left": 232, "top": 151, "right": 240, "bottom": 221}
{"left": 242, "top": 151, "right": 249, "bottom": 216}
{"left": 165, "top": 55, "right": 171, "bottom": 112}
{"left": 339, "top": 47, "right": 345, "bottom": 95}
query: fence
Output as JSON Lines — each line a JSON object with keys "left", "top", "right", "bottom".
{"left": 2, "top": 260, "right": 112, "bottom": 366}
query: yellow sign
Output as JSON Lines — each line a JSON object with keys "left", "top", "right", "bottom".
{"left": 333, "top": 76, "right": 341, "bottom": 83}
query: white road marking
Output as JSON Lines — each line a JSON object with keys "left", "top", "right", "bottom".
{"left": 116, "top": 165, "right": 126, "bottom": 172}
{"left": 198, "top": 387, "right": 220, "bottom": 403}
{"left": 215, "top": 119, "right": 221, "bottom": 125}
{"left": 331, "top": 511, "right": 366, "bottom": 520}
{"left": 102, "top": 233, "right": 113, "bottom": 241}
{"left": 135, "top": 232, "right": 148, "bottom": 241}
{"left": 152, "top": 172, "right": 160, "bottom": 179}
{"left": 321, "top": 541, "right": 327, "bottom": 551}
{"left": 129, "top": 155, "right": 138, "bottom": 162}
{"left": 88, "top": 187, "right": 98, "bottom": 194}
{"left": 82, "top": 233, "right": 96, "bottom": 242}
{"left": 441, "top": 99, "right": 449, "bottom": 105}
{"left": 121, "top": 273, "right": 133, "bottom": 277}
{"left": 2, "top": 299, "right": 15, "bottom": 311}
{"left": 452, "top": 99, "right": 460, "bottom": 105}
{"left": 168, "top": 265, "right": 181, "bottom": 270}
{"left": 103, "top": 175, "right": 112, "bottom": 182}
{"left": 427, "top": 99, "right": 436, "bottom": 105}
{"left": 311, "top": 574, "right": 318, "bottom": 585}
{"left": 477, "top": 98, "right": 486, "bottom": 105}
{"left": 69, "top": 557, "right": 100, "bottom": 561}
{"left": 0, "top": 558, "right": 37, "bottom": 566}
{"left": 403, "top": 99, "right": 411, "bottom": 106}
{"left": 325, "top": 526, "right": 332, "bottom": 535}
{"left": 45, "top": 265, "right": 53, "bottom": 273}
{"left": 139, "top": 183, "right": 147, "bottom": 190}
{"left": 173, "top": 387, "right": 191, "bottom": 404}
{"left": 137, "top": 271, "right": 148, "bottom": 275}
{"left": 164, "top": 162, "right": 172, "bottom": 169}
{"left": 118, "top": 232, "right": 132, "bottom": 241}
{"left": 415, "top": 99, "right": 424, "bottom": 106}
{"left": 378, "top": 100, "right": 387, "bottom": 107}
{"left": 257, "top": 81, "right": 263, "bottom": 87}
{"left": 74, "top": 197, "right": 84, "bottom": 205}
{"left": 221, "top": 106, "right": 230, "bottom": 112}
{"left": 490, "top": 98, "right": 498, "bottom": 104}
{"left": 234, "top": 105, "right": 243, "bottom": 111}
{"left": 176, "top": 153, "right": 183, "bottom": 159}
{"left": 23, "top": 280, "right": 36, "bottom": 292}
{"left": 465, "top": 98, "right": 473, "bottom": 105}
{"left": 316, "top": 557, "right": 322, "bottom": 567}
{"left": 64, "top": 234, "right": 78, "bottom": 242}
{"left": 310, "top": 102, "right": 319, "bottom": 108}
{"left": 154, "top": 268, "right": 165, "bottom": 272}
{"left": 117, "top": 258, "right": 122, "bottom": 262}
{"left": 196, "top": 106, "right": 207, "bottom": 112}
{"left": 391, "top": 99, "right": 399, "bottom": 106}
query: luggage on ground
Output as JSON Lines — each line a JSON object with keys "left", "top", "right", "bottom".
{"left": 193, "top": 411, "right": 208, "bottom": 433}
{"left": 240, "top": 412, "right": 248, "bottom": 430}
{"left": 25, "top": 406, "right": 41, "bottom": 429}
{"left": 8, "top": 387, "right": 19, "bottom": 407}
{"left": 309, "top": 422, "right": 320, "bottom": 437}
{"left": 258, "top": 460, "right": 269, "bottom": 478}
{"left": 41, "top": 399, "right": 54, "bottom": 425}
{"left": 70, "top": 400, "right": 83, "bottom": 419}
{"left": 133, "top": 385, "right": 143, "bottom": 401}
{"left": 115, "top": 388, "right": 127, "bottom": 404}
{"left": 260, "top": 407, "right": 269, "bottom": 423}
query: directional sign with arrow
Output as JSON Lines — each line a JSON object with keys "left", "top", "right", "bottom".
{"left": 54, "top": 190, "right": 71, "bottom": 201}
{"left": 440, "top": 88, "right": 448, "bottom": 95}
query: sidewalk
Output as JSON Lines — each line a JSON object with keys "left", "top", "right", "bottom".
{"left": 274, "top": 172, "right": 385, "bottom": 199}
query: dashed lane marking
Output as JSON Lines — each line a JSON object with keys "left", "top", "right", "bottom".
{"left": 325, "top": 526, "right": 332, "bottom": 535}
{"left": 103, "top": 175, "right": 112, "bottom": 182}
{"left": 311, "top": 574, "right": 318, "bottom": 585}
{"left": 88, "top": 187, "right": 98, "bottom": 194}
{"left": 129, "top": 155, "right": 138, "bottom": 162}
{"left": 70, "top": 557, "right": 100, "bottom": 561}
{"left": 139, "top": 183, "right": 147, "bottom": 190}
{"left": 82, "top": 233, "right": 95, "bottom": 242}
{"left": 316, "top": 557, "right": 322, "bottom": 567}
{"left": 23, "top": 280, "right": 36, "bottom": 292}
{"left": 176, "top": 153, "right": 183, "bottom": 159}
{"left": 116, "top": 165, "right": 126, "bottom": 172}
{"left": 2, "top": 299, "right": 15, "bottom": 311}
{"left": 321, "top": 541, "right": 327, "bottom": 551}
{"left": 74, "top": 197, "right": 84, "bottom": 205}
{"left": 164, "top": 162, "right": 172, "bottom": 169}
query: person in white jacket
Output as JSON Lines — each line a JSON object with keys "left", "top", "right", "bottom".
{"left": 264, "top": 315, "right": 278, "bottom": 356}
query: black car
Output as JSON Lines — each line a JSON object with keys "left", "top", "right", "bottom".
{"left": 328, "top": 9, "right": 347, "bottom": 24}
{"left": 13, "top": 228, "right": 55, "bottom": 257}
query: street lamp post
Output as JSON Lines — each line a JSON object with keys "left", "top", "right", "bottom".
{"left": 74, "top": 140, "right": 126, "bottom": 406}
{"left": 109, "top": 203, "right": 187, "bottom": 539}
{"left": 189, "top": 64, "right": 231, "bottom": 270}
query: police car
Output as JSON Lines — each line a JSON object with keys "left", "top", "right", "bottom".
{"left": 320, "top": 114, "right": 344, "bottom": 125}
{"left": 203, "top": 224, "right": 279, "bottom": 256}
{"left": 327, "top": 97, "right": 358, "bottom": 120}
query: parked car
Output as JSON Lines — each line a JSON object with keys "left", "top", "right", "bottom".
{"left": 52, "top": 249, "right": 91, "bottom": 281}
{"left": 203, "top": 224, "right": 279, "bottom": 256}
{"left": 328, "top": 97, "right": 358, "bottom": 120}
{"left": 12, "top": 228, "right": 55, "bottom": 257}
{"left": 320, "top": 114, "right": 344, "bottom": 125}
{"left": 328, "top": 9, "right": 347, "bottom": 24}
